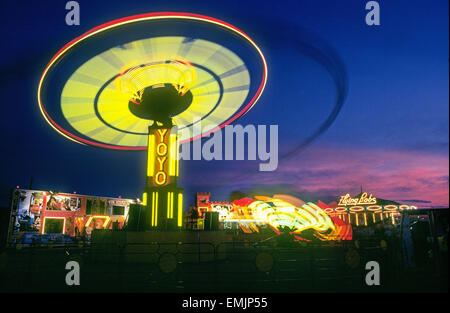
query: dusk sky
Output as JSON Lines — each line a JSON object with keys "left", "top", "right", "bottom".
{"left": 0, "top": 0, "right": 448, "bottom": 208}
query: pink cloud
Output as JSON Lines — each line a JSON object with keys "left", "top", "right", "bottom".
{"left": 270, "top": 147, "right": 449, "bottom": 208}
{"left": 185, "top": 146, "right": 448, "bottom": 208}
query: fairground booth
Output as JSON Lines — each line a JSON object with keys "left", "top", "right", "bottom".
{"left": 8, "top": 188, "right": 133, "bottom": 244}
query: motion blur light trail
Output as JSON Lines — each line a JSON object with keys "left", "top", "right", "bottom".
{"left": 38, "top": 12, "right": 268, "bottom": 150}
{"left": 227, "top": 196, "right": 352, "bottom": 241}
{"left": 223, "top": 19, "right": 348, "bottom": 181}
{"left": 249, "top": 198, "right": 335, "bottom": 233}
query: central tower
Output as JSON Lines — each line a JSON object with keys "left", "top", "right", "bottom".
{"left": 116, "top": 61, "right": 194, "bottom": 230}
{"left": 144, "top": 122, "right": 183, "bottom": 230}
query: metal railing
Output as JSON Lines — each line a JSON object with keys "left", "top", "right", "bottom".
{"left": 1, "top": 239, "right": 427, "bottom": 292}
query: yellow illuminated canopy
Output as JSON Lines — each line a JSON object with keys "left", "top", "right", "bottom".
{"left": 61, "top": 37, "right": 250, "bottom": 147}
{"left": 38, "top": 13, "right": 267, "bottom": 150}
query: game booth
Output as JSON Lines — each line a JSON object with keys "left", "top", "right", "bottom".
{"left": 8, "top": 189, "right": 133, "bottom": 244}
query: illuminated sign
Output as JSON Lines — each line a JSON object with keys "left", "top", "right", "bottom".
{"left": 155, "top": 128, "right": 169, "bottom": 186}
{"left": 147, "top": 128, "right": 179, "bottom": 187}
{"left": 109, "top": 199, "right": 129, "bottom": 206}
{"left": 211, "top": 204, "right": 232, "bottom": 211}
{"left": 338, "top": 192, "right": 377, "bottom": 206}
{"left": 85, "top": 216, "right": 111, "bottom": 229}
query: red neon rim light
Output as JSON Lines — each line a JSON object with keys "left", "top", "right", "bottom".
{"left": 38, "top": 12, "right": 268, "bottom": 151}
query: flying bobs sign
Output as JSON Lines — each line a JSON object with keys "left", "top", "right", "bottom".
{"left": 338, "top": 192, "right": 377, "bottom": 206}
{"left": 152, "top": 128, "right": 171, "bottom": 186}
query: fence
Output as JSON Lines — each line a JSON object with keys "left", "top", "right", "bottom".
{"left": 0, "top": 239, "right": 412, "bottom": 292}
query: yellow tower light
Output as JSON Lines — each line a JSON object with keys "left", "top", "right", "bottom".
{"left": 177, "top": 193, "right": 183, "bottom": 227}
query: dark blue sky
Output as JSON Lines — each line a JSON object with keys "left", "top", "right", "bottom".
{"left": 0, "top": 0, "right": 448, "bottom": 208}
